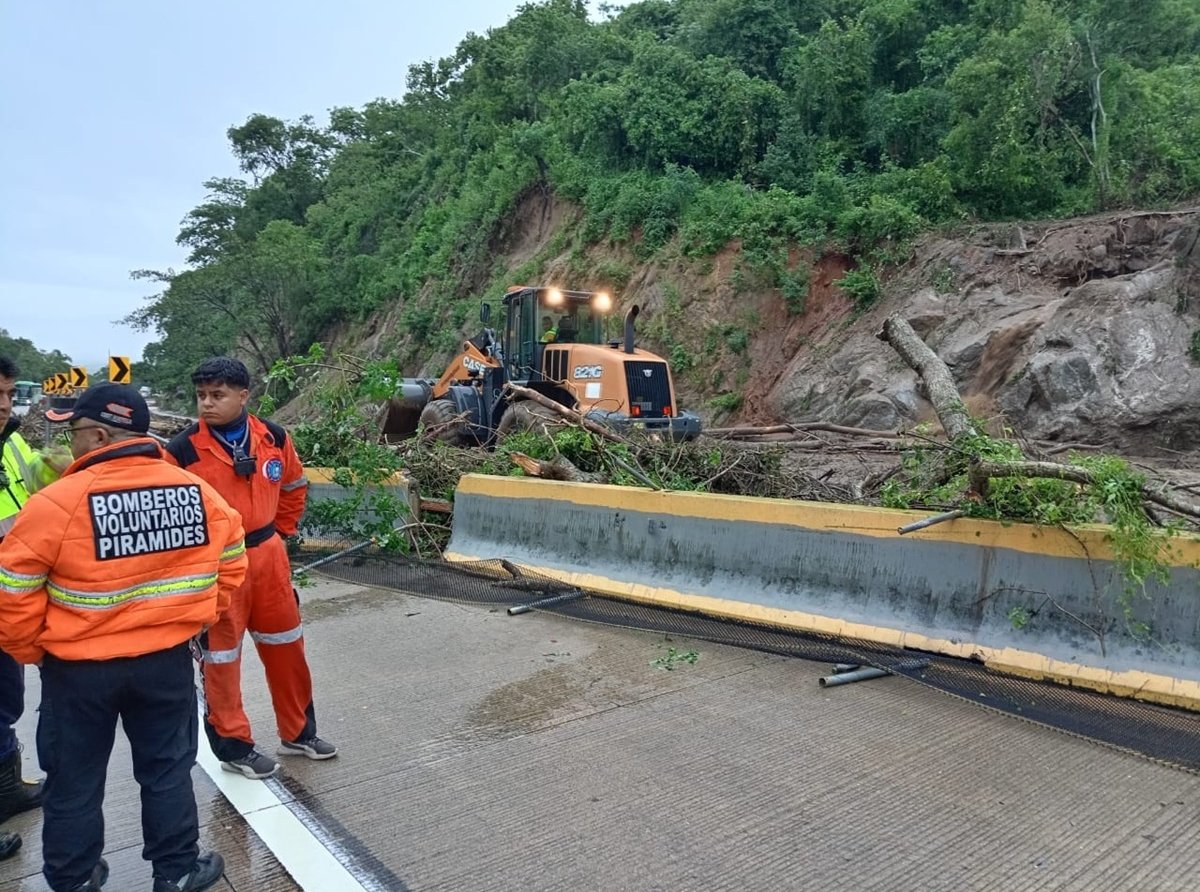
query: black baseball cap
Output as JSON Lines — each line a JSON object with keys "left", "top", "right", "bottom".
{"left": 46, "top": 383, "right": 150, "bottom": 434}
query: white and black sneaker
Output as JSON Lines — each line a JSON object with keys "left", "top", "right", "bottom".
{"left": 278, "top": 735, "right": 338, "bottom": 760}
{"left": 219, "top": 749, "right": 278, "bottom": 779}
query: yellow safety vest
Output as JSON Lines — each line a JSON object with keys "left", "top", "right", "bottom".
{"left": 0, "top": 431, "right": 54, "bottom": 538}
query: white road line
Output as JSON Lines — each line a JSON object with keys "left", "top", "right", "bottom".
{"left": 195, "top": 744, "right": 369, "bottom": 892}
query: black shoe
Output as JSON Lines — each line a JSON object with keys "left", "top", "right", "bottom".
{"left": 70, "top": 857, "right": 109, "bottom": 891}
{"left": 0, "top": 748, "right": 42, "bottom": 823}
{"left": 0, "top": 830, "right": 19, "bottom": 861}
{"left": 219, "top": 748, "right": 278, "bottom": 779}
{"left": 153, "top": 851, "right": 225, "bottom": 892}
{"left": 278, "top": 734, "right": 338, "bottom": 760}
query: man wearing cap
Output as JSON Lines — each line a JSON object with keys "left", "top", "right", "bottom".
{"left": 0, "top": 356, "right": 70, "bottom": 861}
{"left": 0, "top": 383, "right": 249, "bottom": 892}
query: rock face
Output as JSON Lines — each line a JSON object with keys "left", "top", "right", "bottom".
{"left": 765, "top": 210, "right": 1200, "bottom": 450}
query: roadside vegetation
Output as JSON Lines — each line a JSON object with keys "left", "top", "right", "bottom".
{"left": 113, "top": 0, "right": 1200, "bottom": 621}
{"left": 124, "top": 0, "right": 1200, "bottom": 396}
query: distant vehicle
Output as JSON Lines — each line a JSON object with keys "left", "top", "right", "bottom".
{"left": 12, "top": 381, "right": 40, "bottom": 417}
{"left": 138, "top": 386, "right": 152, "bottom": 399}
{"left": 13, "top": 381, "right": 38, "bottom": 405}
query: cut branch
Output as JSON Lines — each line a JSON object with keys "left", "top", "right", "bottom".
{"left": 509, "top": 451, "right": 604, "bottom": 483}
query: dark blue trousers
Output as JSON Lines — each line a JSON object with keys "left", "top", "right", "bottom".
{"left": 0, "top": 648, "right": 23, "bottom": 760}
{"left": 37, "top": 643, "right": 199, "bottom": 892}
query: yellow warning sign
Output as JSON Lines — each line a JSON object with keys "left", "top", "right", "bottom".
{"left": 108, "top": 356, "right": 132, "bottom": 385}
{"left": 70, "top": 366, "right": 88, "bottom": 389}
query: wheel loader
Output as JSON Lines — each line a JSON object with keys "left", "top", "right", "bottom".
{"left": 381, "top": 285, "right": 701, "bottom": 445}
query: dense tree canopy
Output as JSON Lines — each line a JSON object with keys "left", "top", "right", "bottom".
{"left": 129, "top": 0, "right": 1200, "bottom": 391}
{"left": 0, "top": 330, "right": 72, "bottom": 383}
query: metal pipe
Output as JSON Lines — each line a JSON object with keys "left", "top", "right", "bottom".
{"left": 819, "top": 658, "right": 931, "bottom": 687}
{"left": 508, "top": 589, "right": 585, "bottom": 616}
{"left": 623, "top": 305, "right": 639, "bottom": 354}
{"left": 819, "top": 667, "right": 890, "bottom": 687}
{"left": 291, "top": 538, "right": 376, "bottom": 576}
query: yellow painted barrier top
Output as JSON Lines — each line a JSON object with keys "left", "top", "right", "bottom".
{"left": 457, "top": 475, "right": 1200, "bottom": 566}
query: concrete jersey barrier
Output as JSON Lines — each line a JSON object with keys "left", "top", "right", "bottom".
{"left": 446, "top": 474, "right": 1200, "bottom": 711}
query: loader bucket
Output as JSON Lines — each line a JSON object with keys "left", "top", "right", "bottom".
{"left": 380, "top": 395, "right": 430, "bottom": 443}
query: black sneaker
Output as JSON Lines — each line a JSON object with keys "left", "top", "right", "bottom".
{"left": 0, "top": 831, "right": 20, "bottom": 862}
{"left": 278, "top": 735, "right": 338, "bottom": 760}
{"left": 219, "top": 749, "right": 278, "bottom": 779}
{"left": 153, "top": 851, "right": 225, "bottom": 892}
{"left": 70, "top": 857, "right": 108, "bottom": 891}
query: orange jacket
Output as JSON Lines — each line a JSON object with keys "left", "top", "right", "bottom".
{"left": 0, "top": 438, "right": 248, "bottom": 663}
{"left": 165, "top": 415, "right": 307, "bottom": 542}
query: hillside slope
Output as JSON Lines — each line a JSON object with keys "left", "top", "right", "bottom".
{"left": 391, "top": 194, "right": 1197, "bottom": 460}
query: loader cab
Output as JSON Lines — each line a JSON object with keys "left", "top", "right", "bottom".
{"left": 502, "top": 286, "right": 611, "bottom": 380}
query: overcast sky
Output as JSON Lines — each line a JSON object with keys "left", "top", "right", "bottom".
{"left": 0, "top": 0, "right": 615, "bottom": 370}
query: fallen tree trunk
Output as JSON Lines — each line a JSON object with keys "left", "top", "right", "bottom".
{"left": 877, "top": 315, "right": 974, "bottom": 441}
{"left": 971, "top": 459, "right": 1200, "bottom": 521}
{"left": 706, "top": 422, "right": 904, "bottom": 440}
{"left": 505, "top": 383, "right": 629, "bottom": 445}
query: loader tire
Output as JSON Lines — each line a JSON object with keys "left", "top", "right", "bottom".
{"left": 497, "top": 401, "right": 563, "bottom": 439}
{"left": 419, "top": 399, "right": 471, "bottom": 445}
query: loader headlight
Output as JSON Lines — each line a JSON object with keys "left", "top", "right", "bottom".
{"left": 546, "top": 288, "right": 564, "bottom": 306}
{"left": 593, "top": 292, "right": 612, "bottom": 312}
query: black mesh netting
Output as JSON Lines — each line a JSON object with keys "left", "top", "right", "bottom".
{"left": 299, "top": 544, "right": 1200, "bottom": 774}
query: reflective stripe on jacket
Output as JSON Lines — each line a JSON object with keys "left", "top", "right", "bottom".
{"left": 0, "top": 438, "right": 248, "bottom": 663}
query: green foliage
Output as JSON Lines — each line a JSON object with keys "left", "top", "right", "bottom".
{"left": 837, "top": 266, "right": 882, "bottom": 309}
{"left": 651, "top": 645, "right": 699, "bottom": 671}
{"left": 262, "top": 349, "right": 422, "bottom": 551}
{"left": 708, "top": 392, "right": 743, "bottom": 413}
{"left": 669, "top": 344, "right": 694, "bottom": 373}
{"left": 0, "top": 329, "right": 74, "bottom": 382}
{"left": 1007, "top": 606, "right": 1031, "bottom": 630}
{"left": 131, "top": 0, "right": 1200, "bottom": 395}
{"left": 882, "top": 430, "right": 1178, "bottom": 639}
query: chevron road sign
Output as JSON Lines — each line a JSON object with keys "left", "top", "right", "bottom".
{"left": 108, "top": 355, "right": 131, "bottom": 385}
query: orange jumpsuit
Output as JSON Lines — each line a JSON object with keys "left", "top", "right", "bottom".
{"left": 165, "top": 416, "right": 314, "bottom": 760}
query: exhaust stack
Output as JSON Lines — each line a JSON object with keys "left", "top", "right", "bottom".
{"left": 623, "top": 305, "right": 639, "bottom": 354}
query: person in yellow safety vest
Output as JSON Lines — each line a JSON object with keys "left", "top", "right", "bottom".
{"left": 539, "top": 315, "right": 557, "bottom": 343}
{"left": 0, "top": 357, "right": 71, "bottom": 862}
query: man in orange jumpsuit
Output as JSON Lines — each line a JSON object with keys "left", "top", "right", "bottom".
{"left": 166, "top": 357, "right": 336, "bottom": 779}
{"left": 0, "top": 382, "right": 247, "bottom": 892}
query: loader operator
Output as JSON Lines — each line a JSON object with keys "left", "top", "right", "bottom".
{"left": 540, "top": 315, "right": 557, "bottom": 343}
{"left": 166, "top": 357, "right": 337, "bottom": 781}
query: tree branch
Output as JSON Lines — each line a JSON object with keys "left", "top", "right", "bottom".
{"left": 971, "top": 459, "right": 1200, "bottom": 521}
{"left": 877, "top": 315, "right": 974, "bottom": 441}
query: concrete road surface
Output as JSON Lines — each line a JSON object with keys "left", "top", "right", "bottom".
{"left": 1, "top": 574, "right": 1197, "bottom": 891}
